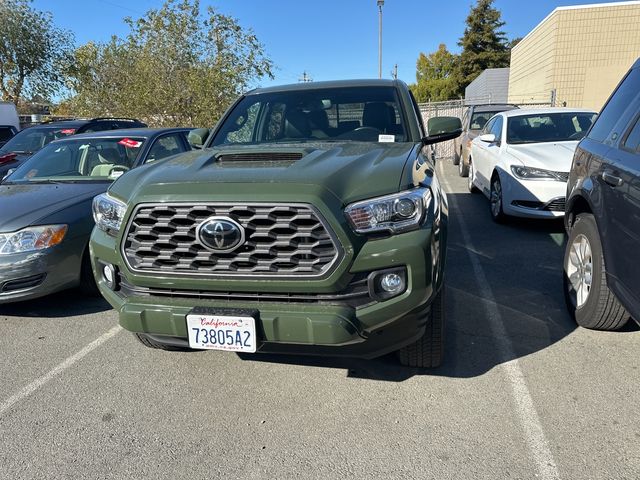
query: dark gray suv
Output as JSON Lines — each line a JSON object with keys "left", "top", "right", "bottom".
{"left": 564, "top": 57, "right": 640, "bottom": 330}
{"left": 453, "top": 103, "right": 518, "bottom": 177}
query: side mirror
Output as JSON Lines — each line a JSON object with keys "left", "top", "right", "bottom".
{"left": 188, "top": 128, "right": 210, "bottom": 149}
{"left": 422, "top": 116, "right": 462, "bottom": 145}
{"left": 1, "top": 168, "right": 15, "bottom": 182}
{"left": 479, "top": 133, "right": 497, "bottom": 143}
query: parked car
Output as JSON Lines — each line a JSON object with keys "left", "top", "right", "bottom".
{"left": 453, "top": 103, "right": 519, "bottom": 177}
{"left": 0, "top": 101, "right": 20, "bottom": 149}
{"left": 468, "top": 108, "right": 597, "bottom": 222}
{"left": 0, "top": 128, "right": 193, "bottom": 304}
{"left": 90, "top": 79, "right": 462, "bottom": 368}
{"left": 564, "top": 57, "right": 640, "bottom": 331}
{"left": 0, "top": 117, "right": 147, "bottom": 178}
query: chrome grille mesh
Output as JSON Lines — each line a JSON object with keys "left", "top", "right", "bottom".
{"left": 123, "top": 203, "right": 341, "bottom": 277}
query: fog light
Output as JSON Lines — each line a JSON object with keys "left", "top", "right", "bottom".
{"left": 102, "top": 263, "right": 117, "bottom": 290}
{"left": 380, "top": 273, "right": 403, "bottom": 293}
{"left": 367, "top": 267, "right": 407, "bottom": 301}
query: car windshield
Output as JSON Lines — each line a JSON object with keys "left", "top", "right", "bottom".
{"left": 0, "top": 126, "right": 15, "bottom": 143}
{"left": 211, "top": 86, "right": 409, "bottom": 146}
{"left": 5, "top": 136, "right": 147, "bottom": 183}
{"left": 0, "top": 126, "right": 78, "bottom": 154}
{"left": 470, "top": 111, "right": 502, "bottom": 131}
{"left": 507, "top": 112, "right": 597, "bottom": 144}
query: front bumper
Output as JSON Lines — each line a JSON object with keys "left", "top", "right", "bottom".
{"left": 501, "top": 173, "right": 567, "bottom": 218}
{"left": 0, "top": 241, "right": 83, "bottom": 304}
{"left": 91, "top": 222, "right": 444, "bottom": 359}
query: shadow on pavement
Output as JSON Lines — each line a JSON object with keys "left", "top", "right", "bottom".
{"left": 0, "top": 288, "right": 111, "bottom": 318}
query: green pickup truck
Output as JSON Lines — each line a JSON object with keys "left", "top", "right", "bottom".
{"left": 90, "top": 79, "right": 461, "bottom": 367}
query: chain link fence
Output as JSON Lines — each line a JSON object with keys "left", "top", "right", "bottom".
{"left": 418, "top": 99, "right": 555, "bottom": 160}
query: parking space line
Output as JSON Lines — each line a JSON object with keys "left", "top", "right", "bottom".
{"left": 0, "top": 325, "right": 122, "bottom": 417}
{"left": 438, "top": 161, "right": 560, "bottom": 480}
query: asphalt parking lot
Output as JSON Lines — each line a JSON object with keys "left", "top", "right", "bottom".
{"left": 1, "top": 158, "right": 638, "bottom": 480}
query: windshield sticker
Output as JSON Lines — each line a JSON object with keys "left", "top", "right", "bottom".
{"left": 378, "top": 134, "right": 395, "bottom": 143}
{"left": 60, "top": 129, "right": 76, "bottom": 135}
{"left": 118, "top": 138, "right": 143, "bottom": 148}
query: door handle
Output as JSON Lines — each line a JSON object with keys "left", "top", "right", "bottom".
{"left": 602, "top": 171, "right": 623, "bottom": 187}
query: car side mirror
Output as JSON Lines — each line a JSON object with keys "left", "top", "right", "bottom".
{"left": 422, "top": 116, "right": 463, "bottom": 145}
{"left": 188, "top": 128, "right": 210, "bottom": 149}
{"left": 479, "top": 133, "right": 497, "bottom": 143}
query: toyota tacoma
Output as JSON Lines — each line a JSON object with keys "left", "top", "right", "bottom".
{"left": 90, "top": 79, "right": 461, "bottom": 367}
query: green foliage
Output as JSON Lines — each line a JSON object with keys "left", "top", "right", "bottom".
{"left": 456, "top": 0, "right": 510, "bottom": 92}
{"left": 66, "top": 0, "right": 274, "bottom": 127}
{"left": 410, "top": 44, "right": 459, "bottom": 102}
{"left": 0, "top": 0, "right": 74, "bottom": 105}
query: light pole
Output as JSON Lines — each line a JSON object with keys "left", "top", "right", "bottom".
{"left": 377, "top": 0, "right": 384, "bottom": 79}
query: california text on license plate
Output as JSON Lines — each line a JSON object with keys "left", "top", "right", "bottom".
{"left": 186, "top": 313, "right": 257, "bottom": 352}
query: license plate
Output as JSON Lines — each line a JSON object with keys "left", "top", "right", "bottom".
{"left": 186, "top": 312, "right": 257, "bottom": 352}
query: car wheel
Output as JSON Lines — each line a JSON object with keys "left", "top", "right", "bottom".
{"left": 453, "top": 147, "right": 461, "bottom": 166}
{"left": 489, "top": 174, "right": 507, "bottom": 223}
{"left": 458, "top": 155, "right": 469, "bottom": 177}
{"left": 563, "top": 213, "right": 629, "bottom": 330}
{"left": 397, "top": 286, "right": 444, "bottom": 368}
{"left": 134, "top": 333, "right": 193, "bottom": 351}
{"left": 79, "top": 247, "right": 100, "bottom": 297}
{"left": 468, "top": 160, "right": 479, "bottom": 193}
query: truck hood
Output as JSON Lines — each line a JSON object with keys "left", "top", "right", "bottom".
{"left": 506, "top": 141, "right": 578, "bottom": 171}
{"left": 110, "top": 142, "right": 418, "bottom": 205}
{"left": 0, "top": 183, "right": 107, "bottom": 232}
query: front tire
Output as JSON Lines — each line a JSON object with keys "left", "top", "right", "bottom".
{"left": 134, "top": 333, "right": 193, "bottom": 351}
{"left": 458, "top": 155, "right": 469, "bottom": 177}
{"left": 489, "top": 174, "right": 507, "bottom": 223}
{"left": 563, "top": 213, "right": 629, "bottom": 330}
{"left": 397, "top": 286, "right": 445, "bottom": 368}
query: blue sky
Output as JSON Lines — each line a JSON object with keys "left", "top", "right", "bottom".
{"left": 33, "top": 0, "right": 631, "bottom": 87}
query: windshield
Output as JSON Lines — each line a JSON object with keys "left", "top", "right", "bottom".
{"left": 470, "top": 111, "right": 502, "bottom": 131}
{"left": 507, "top": 112, "right": 597, "bottom": 144}
{"left": 0, "top": 126, "right": 78, "bottom": 154}
{"left": 211, "top": 86, "right": 409, "bottom": 146}
{"left": 6, "top": 136, "right": 146, "bottom": 183}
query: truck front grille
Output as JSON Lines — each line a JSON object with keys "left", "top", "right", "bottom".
{"left": 122, "top": 203, "right": 342, "bottom": 278}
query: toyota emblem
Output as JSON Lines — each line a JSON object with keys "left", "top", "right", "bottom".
{"left": 196, "top": 217, "right": 245, "bottom": 253}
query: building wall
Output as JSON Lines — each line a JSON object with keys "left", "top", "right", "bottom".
{"left": 509, "top": 1, "right": 640, "bottom": 110}
{"left": 465, "top": 68, "right": 510, "bottom": 104}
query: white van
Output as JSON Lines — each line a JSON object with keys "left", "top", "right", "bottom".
{"left": 0, "top": 101, "right": 20, "bottom": 146}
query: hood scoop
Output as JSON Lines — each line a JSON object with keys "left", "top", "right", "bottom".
{"left": 216, "top": 152, "right": 304, "bottom": 163}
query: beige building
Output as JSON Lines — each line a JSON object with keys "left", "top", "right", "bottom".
{"left": 508, "top": 1, "right": 640, "bottom": 110}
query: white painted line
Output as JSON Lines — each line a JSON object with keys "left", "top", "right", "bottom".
{"left": 438, "top": 162, "right": 560, "bottom": 480}
{"left": 0, "top": 325, "right": 122, "bottom": 417}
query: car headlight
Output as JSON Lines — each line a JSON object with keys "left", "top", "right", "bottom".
{"left": 0, "top": 225, "right": 68, "bottom": 255}
{"left": 345, "top": 187, "right": 432, "bottom": 234}
{"left": 93, "top": 193, "right": 127, "bottom": 235}
{"left": 510, "top": 166, "right": 560, "bottom": 181}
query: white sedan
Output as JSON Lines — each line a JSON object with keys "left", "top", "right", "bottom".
{"left": 468, "top": 108, "right": 597, "bottom": 222}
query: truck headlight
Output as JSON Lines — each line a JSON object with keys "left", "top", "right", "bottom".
{"left": 93, "top": 193, "right": 127, "bottom": 235}
{"left": 0, "top": 225, "right": 68, "bottom": 254}
{"left": 510, "top": 166, "right": 559, "bottom": 181}
{"left": 344, "top": 187, "right": 432, "bottom": 234}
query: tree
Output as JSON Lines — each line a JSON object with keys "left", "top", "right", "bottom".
{"left": 66, "top": 0, "right": 274, "bottom": 127}
{"left": 456, "top": 0, "right": 510, "bottom": 93}
{"left": 0, "top": 0, "right": 73, "bottom": 105}
{"left": 410, "top": 44, "right": 459, "bottom": 102}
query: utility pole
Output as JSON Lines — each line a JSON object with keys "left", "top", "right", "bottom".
{"left": 391, "top": 64, "right": 398, "bottom": 80}
{"left": 377, "top": 0, "right": 384, "bottom": 79}
{"left": 298, "top": 71, "right": 313, "bottom": 83}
